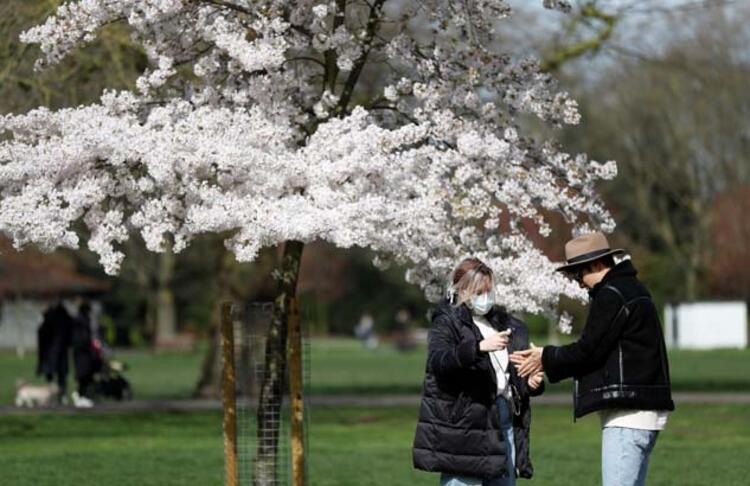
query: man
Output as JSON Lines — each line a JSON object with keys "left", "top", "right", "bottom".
{"left": 510, "top": 232, "right": 674, "bottom": 486}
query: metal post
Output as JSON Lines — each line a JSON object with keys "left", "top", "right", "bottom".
{"left": 288, "top": 298, "right": 305, "bottom": 486}
{"left": 221, "top": 303, "right": 238, "bottom": 486}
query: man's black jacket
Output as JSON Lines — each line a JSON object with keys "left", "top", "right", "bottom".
{"left": 542, "top": 260, "right": 675, "bottom": 418}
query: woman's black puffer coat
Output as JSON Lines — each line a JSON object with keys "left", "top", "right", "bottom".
{"left": 413, "top": 299, "right": 544, "bottom": 480}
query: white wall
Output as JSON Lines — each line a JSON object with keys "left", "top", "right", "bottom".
{"left": 665, "top": 301, "right": 748, "bottom": 349}
{"left": 0, "top": 299, "right": 47, "bottom": 354}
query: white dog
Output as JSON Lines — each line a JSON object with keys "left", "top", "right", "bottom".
{"left": 14, "top": 380, "right": 60, "bottom": 408}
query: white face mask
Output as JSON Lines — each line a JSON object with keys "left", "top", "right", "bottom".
{"left": 470, "top": 291, "right": 495, "bottom": 315}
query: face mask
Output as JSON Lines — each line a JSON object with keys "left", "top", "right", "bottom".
{"left": 470, "top": 291, "right": 495, "bottom": 315}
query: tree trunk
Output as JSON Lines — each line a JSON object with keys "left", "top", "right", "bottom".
{"left": 128, "top": 241, "right": 158, "bottom": 344}
{"left": 253, "top": 240, "right": 304, "bottom": 486}
{"left": 155, "top": 246, "right": 177, "bottom": 347}
{"left": 195, "top": 243, "right": 237, "bottom": 398}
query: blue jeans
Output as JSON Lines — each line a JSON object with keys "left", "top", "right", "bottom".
{"left": 440, "top": 397, "right": 515, "bottom": 486}
{"left": 602, "top": 427, "right": 660, "bottom": 486}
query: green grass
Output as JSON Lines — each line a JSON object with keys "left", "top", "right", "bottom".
{"left": 308, "top": 338, "right": 426, "bottom": 395}
{"left": 2, "top": 339, "right": 750, "bottom": 404}
{"left": 666, "top": 348, "right": 750, "bottom": 391}
{"left": 0, "top": 411, "right": 222, "bottom": 486}
{"left": 311, "top": 340, "right": 750, "bottom": 395}
{"left": 3, "top": 336, "right": 746, "bottom": 484}
{"left": 0, "top": 346, "right": 206, "bottom": 404}
{"left": 0, "top": 404, "right": 748, "bottom": 485}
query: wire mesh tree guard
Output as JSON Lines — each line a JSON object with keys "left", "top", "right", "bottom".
{"left": 221, "top": 301, "right": 309, "bottom": 486}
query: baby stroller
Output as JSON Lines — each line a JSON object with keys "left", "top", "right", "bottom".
{"left": 89, "top": 339, "right": 133, "bottom": 401}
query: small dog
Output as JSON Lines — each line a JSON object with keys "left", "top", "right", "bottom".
{"left": 14, "top": 380, "right": 60, "bottom": 408}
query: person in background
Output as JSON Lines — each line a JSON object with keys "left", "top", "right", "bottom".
{"left": 413, "top": 257, "right": 545, "bottom": 486}
{"left": 71, "top": 301, "right": 102, "bottom": 408}
{"left": 511, "top": 232, "right": 674, "bottom": 486}
{"left": 36, "top": 302, "right": 74, "bottom": 404}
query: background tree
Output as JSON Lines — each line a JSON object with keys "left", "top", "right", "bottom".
{"left": 707, "top": 186, "right": 750, "bottom": 301}
{"left": 562, "top": 5, "right": 750, "bottom": 302}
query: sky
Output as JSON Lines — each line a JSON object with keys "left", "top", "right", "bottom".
{"left": 501, "top": 0, "right": 744, "bottom": 81}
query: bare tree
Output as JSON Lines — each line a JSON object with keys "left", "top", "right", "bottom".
{"left": 564, "top": 6, "right": 750, "bottom": 300}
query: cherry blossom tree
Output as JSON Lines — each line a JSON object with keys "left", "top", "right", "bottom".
{"left": 0, "top": 0, "right": 616, "bottom": 482}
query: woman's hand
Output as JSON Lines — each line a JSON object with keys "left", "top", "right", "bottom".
{"left": 479, "top": 329, "right": 511, "bottom": 352}
{"left": 527, "top": 371, "right": 544, "bottom": 390}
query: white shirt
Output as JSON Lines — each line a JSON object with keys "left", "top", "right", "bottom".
{"left": 472, "top": 315, "right": 511, "bottom": 400}
{"left": 599, "top": 409, "right": 669, "bottom": 431}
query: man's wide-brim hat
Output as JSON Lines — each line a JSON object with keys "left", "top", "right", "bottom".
{"left": 556, "top": 232, "right": 625, "bottom": 272}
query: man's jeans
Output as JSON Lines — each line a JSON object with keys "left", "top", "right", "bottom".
{"left": 602, "top": 427, "right": 660, "bottom": 486}
{"left": 440, "top": 397, "right": 516, "bottom": 486}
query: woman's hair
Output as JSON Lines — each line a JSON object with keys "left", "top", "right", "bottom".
{"left": 449, "top": 257, "right": 494, "bottom": 305}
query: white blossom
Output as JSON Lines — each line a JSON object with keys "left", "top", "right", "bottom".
{"left": 0, "top": 0, "right": 616, "bottom": 314}
{"left": 558, "top": 311, "right": 574, "bottom": 335}
{"left": 312, "top": 4, "right": 328, "bottom": 19}
{"left": 384, "top": 85, "right": 399, "bottom": 102}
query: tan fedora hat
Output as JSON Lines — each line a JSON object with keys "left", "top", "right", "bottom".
{"left": 556, "top": 232, "right": 624, "bottom": 272}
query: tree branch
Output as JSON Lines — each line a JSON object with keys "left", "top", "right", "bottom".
{"left": 368, "top": 104, "right": 418, "bottom": 124}
{"left": 541, "top": 3, "right": 618, "bottom": 72}
{"left": 323, "top": 0, "right": 348, "bottom": 91}
{"left": 335, "top": 0, "right": 386, "bottom": 115}
{"left": 282, "top": 56, "right": 326, "bottom": 69}
{"left": 194, "top": 0, "right": 253, "bottom": 16}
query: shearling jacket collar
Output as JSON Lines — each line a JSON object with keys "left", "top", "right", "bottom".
{"left": 589, "top": 259, "right": 638, "bottom": 298}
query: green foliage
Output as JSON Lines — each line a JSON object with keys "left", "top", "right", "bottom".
{"left": 0, "top": 0, "right": 145, "bottom": 114}
{"left": 98, "top": 314, "right": 117, "bottom": 347}
{"left": 126, "top": 327, "right": 146, "bottom": 348}
{"left": 634, "top": 251, "right": 686, "bottom": 307}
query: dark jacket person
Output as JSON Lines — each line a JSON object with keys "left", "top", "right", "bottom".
{"left": 413, "top": 258, "right": 544, "bottom": 486}
{"left": 543, "top": 259, "right": 674, "bottom": 418}
{"left": 36, "top": 302, "right": 74, "bottom": 396}
{"left": 511, "top": 232, "right": 674, "bottom": 486}
{"left": 72, "top": 302, "right": 102, "bottom": 398}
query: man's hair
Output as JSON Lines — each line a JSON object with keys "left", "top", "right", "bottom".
{"left": 578, "top": 255, "right": 616, "bottom": 274}
{"left": 598, "top": 255, "right": 616, "bottom": 268}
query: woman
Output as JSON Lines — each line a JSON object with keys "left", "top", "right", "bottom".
{"left": 413, "top": 257, "right": 544, "bottom": 485}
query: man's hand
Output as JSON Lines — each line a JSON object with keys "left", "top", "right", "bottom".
{"left": 510, "top": 342, "right": 543, "bottom": 378}
{"left": 479, "top": 329, "right": 511, "bottom": 352}
{"left": 527, "top": 371, "right": 544, "bottom": 390}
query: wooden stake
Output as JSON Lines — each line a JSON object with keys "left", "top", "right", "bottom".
{"left": 288, "top": 298, "right": 306, "bottom": 486}
{"left": 221, "top": 302, "right": 238, "bottom": 486}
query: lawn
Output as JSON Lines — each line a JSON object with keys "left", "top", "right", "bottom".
{"left": 0, "top": 345, "right": 206, "bottom": 404}
{"left": 2, "top": 339, "right": 750, "bottom": 404}
{"left": 0, "top": 404, "right": 748, "bottom": 485}
{"left": 308, "top": 339, "right": 750, "bottom": 395}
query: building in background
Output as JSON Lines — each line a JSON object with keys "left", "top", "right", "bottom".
{"left": 664, "top": 302, "right": 748, "bottom": 350}
{"left": 0, "top": 239, "right": 109, "bottom": 355}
